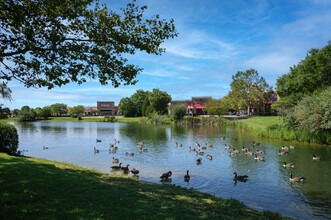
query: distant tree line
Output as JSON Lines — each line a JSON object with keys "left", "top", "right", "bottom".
{"left": 9, "top": 103, "right": 89, "bottom": 121}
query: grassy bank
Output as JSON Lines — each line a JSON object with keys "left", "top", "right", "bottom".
{"left": 0, "top": 153, "right": 287, "bottom": 219}
{"left": 231, "top": 116, "right": 331, "bottom": 145}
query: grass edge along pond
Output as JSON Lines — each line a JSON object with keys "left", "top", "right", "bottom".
{"left": 230, "top": 116, "right": 331, "bottom": 146}
{"left": 0, "top": 153, "right": 288, "bottom": 219}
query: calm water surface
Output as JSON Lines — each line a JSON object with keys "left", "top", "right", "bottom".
{"left": 10, "top": 121, "right": 331, "bottom": 219}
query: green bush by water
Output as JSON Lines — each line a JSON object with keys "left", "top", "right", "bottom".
{"left": 0, "top": 122, "right": 19, "bottom": 155}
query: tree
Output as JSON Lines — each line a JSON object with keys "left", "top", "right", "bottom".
{"left": 68, "top": 105, "right": 85, "bottom": 116}
{"left": 50, "top": 103, "right": 67, "bottom": 116}
{"left": 18, "top": 105, "right": 36, "bottom": 121}
{"left": 90, "top": 109, "right": 100, "bottom": 116}
{"left": 229, "top": 69, "right": 271, "bottom": 113}
{"left": 35, "top": 107, "right": 43, "bottom": 118}
{"left": 149, "top": 89, "right": 171, "bottom": 115}
{"left": 205, "top": 98, "right": 223, "bottom": 115}
{"left": 171, "top": 104, "right": 187, "bottom": 121}
{"left": 40, "top": 106, "right": 52, "bottom": 120}
{"left": 276, "top": 42, "right": 331, "bottom": 100}
{"left": 142, "top": 96, "right": 152, "bottom": 116}
{"left": 12, "top": 109, "right": 19, "bottom": 117}
{"left": 119, "top": 97, "right": 137, "bottom": 117}
{"left": 0, "top": 81, "right": 12, "bottom": 102}
{"left": 0, "top": 106, "right": 10, "bottom": 119}
{"left": 0, "top": 0, "right": 177, "bottom": 90}
{"left": 131, "top": 90, "right": 151, "bottom": 116}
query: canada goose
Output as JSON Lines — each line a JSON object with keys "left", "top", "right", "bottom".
{"left": 312, "top": 155, "right": 322, "bottom": 160}
{"left": 289, "top": 145, "right": 295, "bottom": 149}
{"left": 283, "top": 162, "right": 295, "bottom": 168}
{"left": 278, "top": 150, "right": 288, "bottom": 155}
{"left": 137, "top": 141, "right": 144, "bottom": 145}
{"left": 230, "top": 151, "right": 238, "bottom": 156}
{"left": 205, "top": 143, "right": 213, "bottom": 147}
{"left": 282, "top": 146, "right": 289, "bottom": 150}
{"left": 290, "top": 173, "right": 305, "bottom": 182}
{"left": 176, "top": 142, "right": 182, "bottom": 147}
{"left": 184, "top": 170, "right": 190, "bottom": 182}
{"left": 111, "top": 163, "right": 122, "bottom": 169}
{"left": 112, "top": 146, "right": 118, "bottom": 150}
{"left": 232, "top": 138, "right": 238, "bottom": 141}
{"left": 131, "top": 168, "right": 139, "bottom": 175}
{"left": 233, "top": 172, "right": 248, "bottom": 181}
{"left": 245, "top": 151, "right": 253, "bottom": 155}
{"left": 136, "top": 144, "right": 143, "bottom": 148}
{"left": 242, "top": 147, "right": 248, "bottom": 152}
{"left": 196, "top": 151, "right": 204, "bottom": 155}
{"left": 112, "top": 157, "right": 119, "bottom": 163}
{"left": 252, "top": 141, "right": 260, "bottom": 146}
{"left": 94, "top": 147, "right": 99, "bottom": 153}
{"left": 160, "top": 171, "right": 172, "bottom": 179}
{"left": 140, "top": 148, "right": 148, "bottom": 152}
{"left": 110, "top": 144, "right": 114, "bottom": 148}
{"left": 196, "top": 158, "right": 202, "bottom": 163}
{"left": 121, "top": 164, "right": 130, "bottom": 172}
{"left": 195, "top": 141, "right": 200, "bottom": 146}
{"left": 189, "top": 146, "right": 196, "bottom": 151}
{"left": 125, "top": 152, "right": 134, "bottom": 156}
{"left": 220, "top": 137, "right": 226, "bottom": 140}
{"left": 224, "top": 144, "right": 230, "bottom": 149}
{"left": 256, "top": 149, "right": 265, "bottom": 154}
{"left": 254, "top": 154, "right": 264, "bottom": 161}
{"left": 109, "top": 149, "right": 116, "bottom": 154}
{"left": 232, "top": 149, "right": 240, "bottom": 154}
{"left": 42, "top": 146, "right": 48, "bottom": 150}
{"left": 207, "top": 154, "right": 213, "bottom": 160}
{"left": 199, "top": 145, "right": 207, "bottom": 150}
{"left": 96, "top": 139, "right": 102, "bottom": 143}
{"left": 114, "top": 139, "right": 120, "bottom": 144}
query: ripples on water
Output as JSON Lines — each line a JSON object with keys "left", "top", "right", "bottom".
{"left": 10, "top": 121, "right": 331, "bottom": 219}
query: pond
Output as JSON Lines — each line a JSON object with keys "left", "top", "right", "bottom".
{"left": 9, "top": 121, "right": 331, "bottom": 219}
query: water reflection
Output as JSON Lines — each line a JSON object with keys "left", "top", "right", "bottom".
{"left": 9, "top": 121, "right": 331, "bottom": 219}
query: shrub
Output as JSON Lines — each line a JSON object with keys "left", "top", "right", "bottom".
{"left": 0, "top": 122, "right": 19, "bottom": 155}
{"left": 285, "top": 87, "right": 331, "bottom": 134}
{"left": 172, "top": 104, "right": 187, "bottom": 121}
{"left": 101, "top": 116, "right": 117, "bottom": 122}
{"left": 77, "top": 116, "right": 82, "bottom": 120}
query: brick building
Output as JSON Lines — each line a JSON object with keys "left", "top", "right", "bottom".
{"left": 97, "top": 101, "right": 119, "bottom": 116}
{"left": 170, "top": 96, "right": 211, "bottom": 115}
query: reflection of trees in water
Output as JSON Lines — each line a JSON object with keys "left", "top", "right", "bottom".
{"left": 119, "top": 124, "right": 168, "bottom": 144}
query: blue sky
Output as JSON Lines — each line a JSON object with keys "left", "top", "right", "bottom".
{"left": 3, "top": 0, "right": 331, "bottom": 109}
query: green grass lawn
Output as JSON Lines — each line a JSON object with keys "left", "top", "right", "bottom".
{"left": 234, "top": 116, "right": 283, "bottom": 129}
{"left": 0, "top": 153, "right": 287, "bottom": 219}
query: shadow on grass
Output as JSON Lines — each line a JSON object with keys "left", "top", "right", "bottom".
{"left": 0, "top": 154, "right": 287, "bottom": 219}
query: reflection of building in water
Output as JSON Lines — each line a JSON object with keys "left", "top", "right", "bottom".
{"left": 97, "top": 101, "right": 119, "bottom": 116}
{"left": 170, "top": 96, "right": 212, "bottom": 116}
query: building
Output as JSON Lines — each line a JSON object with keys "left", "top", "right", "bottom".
{"left": 170, "top": 97, "right": 211, "bottom": 115}
{"left": 248, "top": 91, "right": 280, "bottom": 115}
{"left": 84, "top": 106, "right": 98, "bottom": 115}
{"left": 97, "top": 101, "right": 119, "bottom": 116}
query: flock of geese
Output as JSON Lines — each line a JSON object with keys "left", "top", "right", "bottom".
{"left": 92, "top": 137, "right": 323, "bottom": 183}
